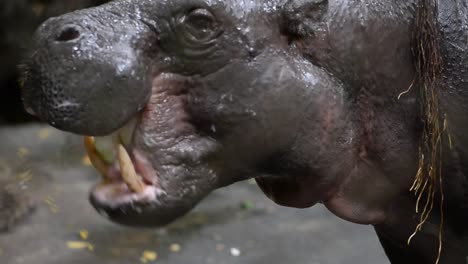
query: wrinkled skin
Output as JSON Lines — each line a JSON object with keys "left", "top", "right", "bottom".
{"left": 21, "top": 0, "right": 468, "bottom": 263}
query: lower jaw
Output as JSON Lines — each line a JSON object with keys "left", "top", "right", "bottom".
{"left": 91, "top": 182, "right": 165, "bottom": 209}
{"left": 88, "top": 184, "right": 203, "bottom": 228}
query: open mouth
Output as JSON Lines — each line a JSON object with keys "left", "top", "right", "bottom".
{"left": 83, "top": 118, "right": 165, "bottom": 208}
{"left": 30, "top": 73, "right": 221, "bottom": 227}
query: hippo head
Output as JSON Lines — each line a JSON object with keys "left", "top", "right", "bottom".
{"left": 22, "top": 0, "right": 421, "bottom": 227}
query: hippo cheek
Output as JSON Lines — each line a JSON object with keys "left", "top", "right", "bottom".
{"left": 255, "top": 161, "right": 403, "bottom": 225}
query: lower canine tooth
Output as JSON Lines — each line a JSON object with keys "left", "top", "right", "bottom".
{"left": 84, "top": 136, "right": 110, "bottom": 180}
{"left": 117, "top": 144, "right": 146, "bottom": 193}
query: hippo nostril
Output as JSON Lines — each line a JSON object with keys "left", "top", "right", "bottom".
{"left": 55, "top": 27, "right": 81, "bottom": 42}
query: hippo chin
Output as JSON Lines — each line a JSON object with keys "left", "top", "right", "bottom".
{"left": 21, "top": 0, "right": 468, "bottom": 263}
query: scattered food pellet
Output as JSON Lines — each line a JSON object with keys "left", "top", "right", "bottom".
{"left": 38, "top": 128, "right": 51, "bottom": 140}
{"left": 82, "top": 155, "right": 92, "bottom": 166}
{"left": 17, "top": 147, "right": 29, "bottom": 159}
{"left": 216, "top": 244, "right": 225, "bottom": 252}
{"left": 240, "top": 200, "right": 254, "bottom": 210}
{"left": 140, "top": 250, "right": 158, "bottom": 263}
{"left": 44, "top": 196, "right": 54, "bottom": 203}
{"left": 230, "top": 247, "right": 241, "bottom": 257}
{"left": 79, "top": 229, "right": 89, "bottom": 240}
{"left": 44, "top": 195, "right": 59, "bottom": 213}
{"left": 67, "top": 241, "right": 94, "bottom": 251}
{"left": 17, "top": 170, "right": 33, "bottom": 184}
{"left": 170, "top": 243, "right": 181, "bottom": 253}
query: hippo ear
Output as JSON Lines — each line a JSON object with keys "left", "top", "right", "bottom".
{"left": 281, "top": 0, "right": 328, "bottom": 38}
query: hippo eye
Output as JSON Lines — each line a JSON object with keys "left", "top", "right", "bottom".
{"left": 179, "top": 8, "right": 221, "bottom": 41}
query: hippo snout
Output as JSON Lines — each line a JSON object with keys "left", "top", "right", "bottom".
{"left": 22, "top": 9, "right": 153, "bottom": 136}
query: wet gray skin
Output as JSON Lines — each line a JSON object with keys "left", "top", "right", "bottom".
{"left": 21, "top": 0, "right": 468, "bottom": 263}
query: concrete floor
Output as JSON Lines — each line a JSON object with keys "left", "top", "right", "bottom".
{"left": 0, "top": 124, "right": 389, "bottom": 264}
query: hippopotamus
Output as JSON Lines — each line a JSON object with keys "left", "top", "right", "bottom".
{"left": 20, "top": 0, "right": 468, "bottom": 263}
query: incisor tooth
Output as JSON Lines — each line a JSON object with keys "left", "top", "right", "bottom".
{"left": 84, "top": 136, "right": 110, "bottom": 179}
{"left": 117, "top": 144, "right": 146, "bottom": 193}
